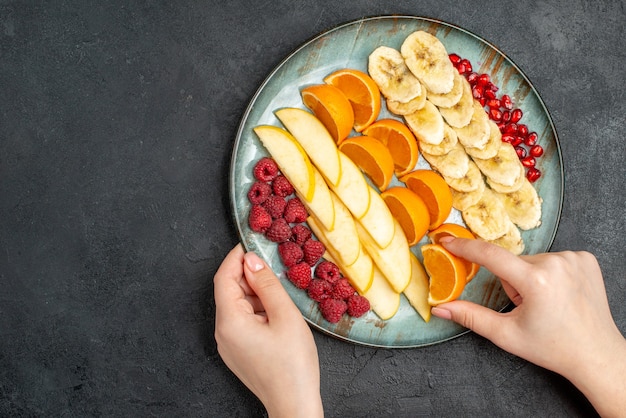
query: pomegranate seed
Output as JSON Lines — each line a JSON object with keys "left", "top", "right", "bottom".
{"left": 504, "top": 123, "right": 518, "bottom": 134}
{"left": 487, "top": 98, "right": 501, "bottom": 109}
{"left": 502, "top": 110, "right": 511, "bottom": 123}
{"left": 515, "top": 146, "right": 527, "bottom": 159}
{"left": 526, "top": 167, "right": 541, "bottom": 182}
{"left": 518, "top": 124, "right": 529, "bottom": 137}
{"left": 472, "top": 85, "right": 483, "bottom": 99}
{"left": 457, "top": 62, "right": 467, "bottom": 74}
{"left": 510, "top": 109, "right": 523, "bottom": 123}
{"left": 460, "top": 59, "right": 472, "bottom": 73}
{"left": 502, "top": 133, "right": 515, "bottom": 143}
{"left": 488, "top": 83, "right": 499, "bottom": 92}
{"left": 477, "top": 73, "right": 490, "bottom": 86}
{"left": 501, "top": 94, "right": 513, "bottom": 110}
{"left": 449, "top": 53, "right": 461, "bottom": 65}
{"left": 479, "top": 97, "right": 487, "bottom": 106}
{"left": 529, "top": 144, "right": 544, "bottom": 157}
{"left": 512, "top": 136, "right": 524, "bottom": 147}
{"left": 522, "top": 156, "right": 536, "bottom": 167}
{"left": 467, "top": 72, "right": 479, "bottom": 84}
{"left": 497, "top": 122, "right": 506, "bottom": 131}
{"left": 524, "top": 132, "right": 538, "bottom": 146}
{"left": 484, "top": 89, "right": 497, "bottom": 100}
{"left": 489, "top": 108, "right": 503, "bottom": 122}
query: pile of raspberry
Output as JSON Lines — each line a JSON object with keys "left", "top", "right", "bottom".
{"left": 247, "top": 157, "right": 370, "bottom": 323}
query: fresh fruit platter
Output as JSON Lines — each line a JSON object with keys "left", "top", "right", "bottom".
{"left": 229, "top": 16, "right": 563, "bottom": 348}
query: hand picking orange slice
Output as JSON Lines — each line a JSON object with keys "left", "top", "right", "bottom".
{"left": 301, "top": 84, "right": 354, "bottom": 144}
{"left": 324, "top": 68, "right": 382, "bottom": 133}
{"left": 362, "top": 118, "right": 419, "bottom": 177}
{"left": 381, "top": 187, "right": 430, "bottom": 246}
{"left": 421, "top": 243, "right": 467, "bottom": 305}
{"left": 399, "top": 170, "right": 453, "bottom": 230}
{"left": 339, "top": 135, "right": 395, "bottom": 191}
{"left": 428, "top": 223, "right": 480, "bottom": 283}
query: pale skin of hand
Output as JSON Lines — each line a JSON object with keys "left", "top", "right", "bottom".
{"left": 432, "top": 237, "right": 626, "bottom": 418}
{"left": 213, "top": 244, "right": 323, "bottom": 418}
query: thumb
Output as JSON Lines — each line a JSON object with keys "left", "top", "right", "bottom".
{"left": 432, "top": 300, "right": 510, "bottom": 345}
{"left": 243, "top": 252, "right": 301, "bottom": 322}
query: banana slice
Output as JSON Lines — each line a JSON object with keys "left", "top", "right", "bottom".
{"left": 439, "top": 76, "right": 474, "bottom": 128}
{"left": 454, "top": 100, "right": 491, "bottom": 149}
{"left": 403, "top": 100, "right": 444, "bottom": 145}
{"left": 451, "top": 177, "right": 485, "bottom": 211}
{"left": 368, "top": 46, "right": 423, "bottom": 104}
{"left": 444, "top": 159, "right": 483, "bottom": 192}
{"left": 473, "top": 142, "right": 524, "bottom": 187}
{"left": 386, "top": 85, "right": 427, "bottom": 115}
{"left": 400, "top": 31, "right": 456, "bottom": 94}
{"left": 421, "top": 141, "right": 470, "bottom": 179}
{"left": 461, "top": 188, "right": 510, "bottom": 241}
{"left": 497, "top": 179, "right": 543, "bottom": 230}
{"left": 427, "top": 71, "right": 464, "bottom": 108}
{"left": 487, "top": 163, "right": 525, "bottom": 194}
{"left": 485, "top": 219, "right": 525, "bottom": 255}
{"left": 418, "top": 123, "right": 458, "bottom": 156}
{"left": 465, "top": 119, "right": 502, "bottom": 160}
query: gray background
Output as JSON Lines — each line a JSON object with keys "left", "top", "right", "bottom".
{"left": 1, "top": 1, "right": 625, "bottom": 416}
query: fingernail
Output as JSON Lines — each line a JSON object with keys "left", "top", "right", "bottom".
{"left": 431, "top": 306, "right": 452, "bottom": 320}
{"left": 244, "top": 252, "right": 265, "bottom": 272}
{"left": 439, "top": 236, "right": 455, "bottom": 244}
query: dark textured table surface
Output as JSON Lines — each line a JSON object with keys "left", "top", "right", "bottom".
{"left": 2, "top": 1, "right": 625, "bottom": 416}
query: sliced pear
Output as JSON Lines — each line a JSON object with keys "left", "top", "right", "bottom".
{"left": 253, "top": 125, "right": 315, "bottom": 201}
{"left": 403, "top": 253, "right": 431, "bottom": 322}
{"left": 362, "top": 266, "right": 401, "bottom": 320}
{"left": 297, "top": 167, "right": 335, "bottom": 231}
{"left": 275, "top": 107, "right": 342, "bottom": 187}
{"left": 328, "top": 151, "right": 371, "bottom": 219}
{"left": 356, "top": 219, "right": 412, "bottom": 293}
{"left": 357, "top": 186, "right": 395, "bottom": 249}
{"left": 319, "top": 245, "right": 374, "bottom": 295}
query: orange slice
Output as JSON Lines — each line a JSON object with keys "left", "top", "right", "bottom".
{"left": 362, "top": 118, "right": 419, "bottom": 177}
{"left": 324, "top": 68, "right": 382, "bottom": 132}
{"left": 399, "top": 170, "right": 453, "bottom": 230}
{"left": 301, "top": 84, "right": 354, "bottom": 144}
{"left": 428, "top": 223, "right": 480, "bottom": 283}
{"left": 380, "top": 187, "right": 430, "bottom": 246}
{"left": 421, "top": 243, "right": 467, "bottom": 305}
{"left": 339, "top": 135, "right": 395, "bottom": 191}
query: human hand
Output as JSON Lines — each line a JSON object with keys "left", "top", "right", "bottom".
{"left": 214, "top": 244, "right": 323, "bottom": 418}
{"left": 431, "top": 238, "right": 626, "bottom": 416}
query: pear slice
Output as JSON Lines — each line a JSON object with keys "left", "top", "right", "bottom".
{"left": 357, "top": 186, "right": 395, "bottom": 249}
{"left": 253, "top": 125, "right": 315, "bottom": 201}
{"left": 403, "top": 253, "right": 432, "bottom": 322}
{"left": 328, "top": 151, "right": 371, "bottom": 219}
{"left": 362, "top": 266, "right": 401, "bottom": 320}
{"left": 297, "top": 167, "right": 335, "bottom": 231}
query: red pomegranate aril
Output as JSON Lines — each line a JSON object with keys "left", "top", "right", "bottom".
{"left": 460, "top": 59, "right": 472, "bottom": 73}
{"left": 489, "top": 108, "right": 503, "bottom": 122}
{"left": 472, "top": 85, "right": 483, "bottom": 100}
{"left": 501, "top": 94, "right": 513, "bottom": 110}
{"left": 479, "top": 97, "right": 487, "bottom": 106}
{"left": 467, "top": 72, "right": 479, "bottom": 84}
{"left": 504, "top": 123, "right": 518, "bottom": 134}
{"left": 522, "top": 156, "right": 536, "bottom": 167}
{"left": 497, "top": 122, "right": 506, "bottom": 131}
{"left": 527, "top": 167, "right": 542, "bottom": 182}
{"left": 518, "top": 124, "right": 529, "bottom": 137}
{"left": 502, "top": 133, "right": 515, "bottom": 143}
{"left": 510, "top": 109, "right": 523, "bottom": 123}
{"left": 477, "top": 73, "right": 490, "bottom": 86}
{"left": 487, "top": 98, "right": 501, "bottom": 109}
{"left": 502, "top": 110, "right": 511, "bottom": 123}
{"left": 484, "top": 89, "right": 497, "bottom": 100}
{"left": 515, "top": 146, "right": 527, "bottom": 159}
{"left": 457, "top": 62, "right": 467, "bottom": 74}
{"left": 488, "top": 83, "right": 499, "bottom": 92}
{"left": 524, "top": 132, "right": 538, "bottom": 146}
{"left": 529, "top": 144, "right": 544, "bottom": 157}
{"left": 512, "top": 136, "right": 524, "bottom": 147}
{"left": 449, "top": 53, "right": 462, "bottom": 65}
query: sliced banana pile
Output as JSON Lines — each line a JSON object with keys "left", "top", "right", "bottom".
{"left": 368, "top": 30, "right": 542, "bottom": 255}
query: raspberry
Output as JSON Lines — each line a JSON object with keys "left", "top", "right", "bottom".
{"left": 332, "top": 278, "right": 355, "bottom": 300}
{"left": 262, "top": 195, "right": 287, "bottom": 219}
{"left": 253, "top": 157, "right": 279, "bottom": 182}
{"left": 283, "top": 197, "right": 307, "bottom": 223}
{"left": 286, "top": 262, "right": 312, "bottom": 289}
{"left": 265, "top": 218, "right": 292, "bottom": 243}
{"left": 278, "top": 241, "right": 303, "bottom": 268}
{"left": 272, "top": 175, "right": 294, "bottom": 197}
{"left": 247, "top": 181, "right": 272, "bottom": 205}
{"left": 248, "top": 205, "right": 272, "bottom": 233}
{"left": 302, "top": 239, "right": 325, "bottom": 266}
{"left": 291, "top": 224, "right": 312, "bottom": 246}
{"left": 347, "top": 294, "right": 370, "bottom": 317}
{"left": 315, "top": 260, "right": 342, "bottom": 283}
{"left": 307, "top": 279, "right": 332, "bottom": 302}
{"left": 319, "top": 298, "right": 347, "bottom": 323}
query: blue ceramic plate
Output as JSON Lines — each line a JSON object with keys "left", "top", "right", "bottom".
{"left": 229, "top": 16, "right": 563, "bottom": 348}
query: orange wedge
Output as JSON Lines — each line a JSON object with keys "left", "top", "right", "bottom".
{"left": 301, "top": 84, "right": 354, "bottom": 144}
{"left": 362, "top": 118, "right": 419, "bottom": 177}
{"left": 380, "top": 187, "right": 430, "bottom": 246}
{"left": 399, "top": 170, "right": 453, "bottom": 230}
{"left": 421, "top": 243, "right": 467, "bottom": 305}
{"left": 339, "top": 135, "right": 395, "bottom": 191}
{"left": 428, "top": 223, "right": 480, "bottom": 283}
{"left": 324, "top": 68, "right": 382, "bottom": 132}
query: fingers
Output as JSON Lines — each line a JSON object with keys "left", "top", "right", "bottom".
{"left": 214, "top": 244, "right": 246, "bottom": 311}
{"left": 243, "top": 252, "right": 302, "bottom": 323}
